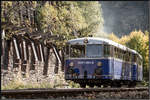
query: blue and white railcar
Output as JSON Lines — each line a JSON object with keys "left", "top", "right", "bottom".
{"left": 65, "top": 37, "right": 143, "bottom": 87}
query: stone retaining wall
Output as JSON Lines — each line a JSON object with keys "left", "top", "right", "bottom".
{"left": 1, "top": 35, "right": 68, "bottom": 88}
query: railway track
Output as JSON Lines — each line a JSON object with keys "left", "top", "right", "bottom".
{"left": 1, "top": 87, "right": 149, "bottom": 99}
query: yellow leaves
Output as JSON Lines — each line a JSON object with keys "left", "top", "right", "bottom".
{"left": 129, "top": 30, "right": 144, "bottom": 39}
{"left": 32, "top": 1, "right": 37, "bottom": 8}
{"left": 42, "top": 3, "right": 58, "bottom": 20}
{"left": 143, "top": 31, "right": 149, "bottom": 44}
{"left": 2, "top": 1, "right": 13, "bottom": 7}
{"left": 108, "top": 32, "right": 120, "bottom": 43}
{"left": 119, "top": 35, "right": 130, "bottom": 45}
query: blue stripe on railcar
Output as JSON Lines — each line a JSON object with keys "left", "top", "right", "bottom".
{"left": 65, "top": 58, "right": 139, "bottom": 81}
{"left": 65, "top": 58, "right": 113, "bottom": 80}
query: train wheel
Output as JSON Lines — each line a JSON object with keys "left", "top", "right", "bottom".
{"left": 80, "top": 84, "right": 86, "bottom": 88}
{"left": 116, "top": 84, "right": 121, "bottom": 87}
{"left": 128, "top": 82, "right": 136, "bottom": 88}
{"left": 96, "top": 84, "right": 101, "bottom": 88}
{"left": 103, "top": 84, "right": 108, "bottom": 88}
{"left": 89, "top": 84, "right": 94, "bottom": 88}
{"left": 111, "top": 82, "right": 121, "bottom": 88}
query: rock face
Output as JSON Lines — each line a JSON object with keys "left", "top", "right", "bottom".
{"left": 100, "top": 1, "right": 149, "bottom": 37}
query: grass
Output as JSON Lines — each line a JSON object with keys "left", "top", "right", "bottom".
{"left": 2, "top": 79, "right": 53, "bottom": 90}
{"left": 2, "top": 74, "right": 68, "bottom": 90}
{"left": 140, "top": 80, "right": 149, "bottom": 87}
{"left": 67, "top": 81, "right": 80, "bottom": 88}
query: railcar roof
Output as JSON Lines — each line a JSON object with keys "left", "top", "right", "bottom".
{"left": 67, "top": 37, "right": 142, "bottom": 59}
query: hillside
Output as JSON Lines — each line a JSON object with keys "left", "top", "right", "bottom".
{"left": 100, "top": 1, "right": 149, "bottom": 37}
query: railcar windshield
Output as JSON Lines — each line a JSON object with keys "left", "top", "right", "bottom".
{"left": 66, "top": 44, "right": 104, "bottom": 58}
{"left": 70, "top": 45, "right": 85, "bottom": 58}
{"left": 86, "top": 44, "right": 103, "bottom": 57}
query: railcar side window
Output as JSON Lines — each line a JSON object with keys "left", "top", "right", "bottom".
{"left": 139, "top": 60, "right": 142, "bottom": 66}
{"left": 122, "top": 51, "right": 125, "bottom": 61}
{"left": 86, "top": 44, "right": 103, "bottom": 58}
{"left": 110, "top": 46, "right": 113, "bottom": 57}
{"left": 121, "top": 50, "right": 124, "bottom": 59}
{"left": 114, "top": 47, "right": 118, "bottom": 58}
{"left": 70, "top": 45, "right": 85, "bottom": 58}
{"left": 114, "top": 47, "right": 116, "bottom": 58}
{"left": 125, "top": 52, "right": 129, "bottom": 61}
{"left": 104, "top": 45, "right": 110, "bottom": 57}
{"left": 116, "top": 48, "right": 119, "bottom": 58}
{"left": 138, "top": 57, "right": 142, "bottom": 66}
{"left": 132, "top": 54, "right": 137, "bottom": 62}
{"left": 128, "top": 52, "right": 131, "bottom": 62}
{"left": 118, "top": 49, "right": 122, "bottom": 59}
{"left": 132, "top": 54, "right": 134, "bottom": 62}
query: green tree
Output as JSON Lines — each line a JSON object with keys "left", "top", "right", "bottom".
{"left": 77, "top": 1, "right": 104, "bottom": 36}
{"left": 2, "top": 1, "right": 104, "bottom": 47}
{"left": 1, "top": 1, "right": 38, "bottom": 39}
{"left": 35, "top": 1, "right": 104, "bottom": 47}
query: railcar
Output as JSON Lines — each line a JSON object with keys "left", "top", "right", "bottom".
{"left": 65, "top": 37, "right": 143, "bottom": 88}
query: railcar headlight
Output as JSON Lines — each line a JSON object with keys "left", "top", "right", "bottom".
{"left": 69, "top": 62, "right": 74, "bottom": 67}
{"left": 97, "top": 62, "right": 102, "bottom": 66}
{"left": 84, "top": 38, "right": 88, "bottom": 43}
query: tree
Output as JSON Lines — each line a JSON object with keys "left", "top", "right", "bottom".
{"left": 35, "top": 1, "right": 104, "bottom": 48}
{"left": 1, "top": 1, "right": 38, "bottom": 39}
{"left": 125, "top": 30, "right": 149, "bottom": 81}
{"left": 77, "top": 1, "right": 104, "bottom": 36}
{"left": 1, "top": 1, "right": 104, "bottom": 48}
{"left": 108, "top": 32, "right": 120, "bottom": 43}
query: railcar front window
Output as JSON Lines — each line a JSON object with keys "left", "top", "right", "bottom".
{"left": 70, "top": 45, "right": 85, "bottom": 58}
{"left": 86, "top": 44, "right": 103, "bottom": 57}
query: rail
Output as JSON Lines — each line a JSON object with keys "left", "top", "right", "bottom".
{"left": 1, "top": 87, "right": 149, "bottom": 99}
